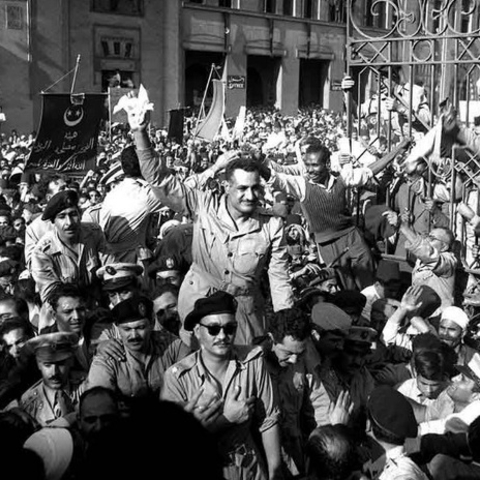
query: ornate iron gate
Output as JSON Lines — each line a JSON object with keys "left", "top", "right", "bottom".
{"left": 345, "top": 0, "right": 480, "bottom": 266}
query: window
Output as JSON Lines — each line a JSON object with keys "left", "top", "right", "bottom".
{"left": 219, "top": 0, "right": 232, "bottom": 7}
{"left": 91, "top": 0, "right": 143, "bottom": 16}
{"left": 264, "top": 0, "right": 276, "bottom": 13}
{"left": 189, "top": 0, "right": 203, "bottom": 3}
{"left": 283, "top": 0, "right": 294, "bottom": 16}
{"left": 303, "top": 0, "right": 313, "bottom": 19}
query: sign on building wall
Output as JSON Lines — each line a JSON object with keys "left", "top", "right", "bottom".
{"left": 227, "top": 75, "right": 246, "bottom": 90}
{"left": 5, "top": 4, "right": 24, "bottom": 30}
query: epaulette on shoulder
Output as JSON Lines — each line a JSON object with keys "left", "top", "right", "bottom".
{"left": 169, "top": 353, "right": 197, "bottom": 378}
{"left": 21, "top": 379, "right": 43, "bottom": 403}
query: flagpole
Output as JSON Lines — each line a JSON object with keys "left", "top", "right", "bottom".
{"left": 194, "top": 63, "right": 217, "bottom": 138}
{"left": 70, "top": 55, "right": 81, "bottom": 94}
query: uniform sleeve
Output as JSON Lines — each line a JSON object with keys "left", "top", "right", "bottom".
{"left": 136, "top": 146, "right": 199, "bottom": 216}
{"left": 25, "top": 224, "right": 39, "bottom": 270}
{"left": 267, "top": 217, "right": 295, "bottom": 311}
{"left": 160, "top": 367, "right": 189, "bottom": 404}
{"left": 253, "top": 356, "right": 280, "bottom": 433}
{"left": 87, "top": 355, "right": 117, "bottom": 391}
{"left": 309, "top": 375, "right": 332, "bottom": 427}
{"left": 269, "top": 170, "right": 306, "bottom": 202}
{"left": 31, "top": 246, "right": 61, "bottom": 303}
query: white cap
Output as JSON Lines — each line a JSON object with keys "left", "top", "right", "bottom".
{"left": 441, "top": 306, "right": 470, "bottom": 330}
{"left": 24, "top": 427, "right": 74, "bottom": 480}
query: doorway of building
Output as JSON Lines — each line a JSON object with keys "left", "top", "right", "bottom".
{"left": 298, "top": 59, "right": 329, "bottom": 108}
{"left": 185, "top": 50, "right": 224, "bottom": 111}
{"left": 246, "top": 55, "right": 281, "bottom": 107}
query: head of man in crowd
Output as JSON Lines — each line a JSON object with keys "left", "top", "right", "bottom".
{"left": 152, "top": 283, "right": 179, "bottom": 335}
{"left": 333, "top": 327, "right": 376, "bottom": 381}
{"left": 309, "top": 268, "right": 340, "bottom": 296}
{"left": 121, "top": 146, "right": 142, "bottom": 179}
{"left": 0, "top": 259, "right": 18, "bottom": 295}
{"left": 447, "top": 353, "right": 480, "bottom": 408}
{"left": 97, "top": 263, "right": 143, "bottom": 308}
{"left": 372, "top": 260, "right": 402, "bottom": 300}
{"left": 428, "top": 227, "right": 454, "bottom": 253}
{"left": 185, "top": 291, "right": 238, "bottom": 360}
{"left": 310, "top": 302, "right": 352, "bottom": 360}
{"left": 147, "top": 255, "right": 184, "bottom": 288}
{"left": 112, "top": 296, "right": 154, "bottom": 355}
{"left": 268, "top": 307, "right": 310, "bottom": 368}
{"left": 438, "top": 306, "right": 470, "bottom": 350}
{"left": 367, "top": 386, "right": 418, "bottom": 447}
{"left": 49, "top": 283, "right": 87, "bottom": 336}
{"left": 42, "top": 190, "right": 81, "bottom": 245}
{"left": 306, "top": 424, "right": 358, "bottom": 480}
{"left": 224, "top": 157, "right": 266, "bottom": 219}
{"left": 330, "top": 290, "right": 367, "bottom": 325}
{"left": 0, "top": 293, "right": 28, "bottom": 323}
{"left": 413, "top": 349, "right": 450, "bottom": 400}
{"left": 78, "top": 386, "right": 120, "bottom": 444}
{"left": 46, "top": 174, "right": 67, "bottom": 201}
{"left": 26, "top": 332, "right": 78, "bottom": 391}
{"left": 304, "top": 144, "right": 331, "bottom": 185}
{"left": 0, "top": 316, "right": 34, "bottom": 361}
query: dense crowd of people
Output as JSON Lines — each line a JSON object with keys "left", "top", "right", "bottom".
{"left": 1, "top": 82, "right": 480, "bottom": 480}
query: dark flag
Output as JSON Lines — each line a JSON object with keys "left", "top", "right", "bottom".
{"left": 26, "top": 93, "right": 106, "bottom": 174}
{"left": 168, "top": 109, "right": 184, "bottom": 144}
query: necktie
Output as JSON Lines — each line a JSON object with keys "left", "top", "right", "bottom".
{"left": 54, "top": 390, "right": 72, "bottom": 418}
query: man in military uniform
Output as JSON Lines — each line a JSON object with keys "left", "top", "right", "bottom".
{"left": 31, "top": 190, "right": 109, "bottom": 303}
{"left": 96, "top": 262, "right": 144, "bottom": 308}
{"left": 131, "top": 112, "right": 294, "bottom": 346}
{"left": 87, "top": 295, "right": 190, "bottom": 401}
{"left": 161, "top": 291, "right": 283, "bottom": 480}
{"left": 146, "top": 254, "right": 184, "bottom": 288}
{"left": 18, "top": 332, "right": 86, "bottom": 427}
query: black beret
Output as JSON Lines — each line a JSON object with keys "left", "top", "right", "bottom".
{"left": 111, "top": 295, "right": 153, "bottom": 324}
{"left": 147, "top": 255, "right": 182, "bottom": 278}
{"left": 42, "top": 190, "right": 79, "bottom": 222}
{"left": 368, "top": 386, "right": 418, "bottom": 439}
{"left": 184, "top": 291, "right": 237, "bottom": 331}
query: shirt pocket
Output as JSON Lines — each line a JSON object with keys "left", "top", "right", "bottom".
{"left": 233, "top": 238, "right": 269, "bottom": 276}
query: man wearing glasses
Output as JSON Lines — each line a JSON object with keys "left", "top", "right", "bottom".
{"left": 162, "top": 291, "right": 283, "bottom": 480}
{"left": 385, "top": 210, "right": 457, "bottom": 313}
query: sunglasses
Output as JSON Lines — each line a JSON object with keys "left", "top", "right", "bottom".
{"left": 198, "top": 322, "right": 237, "bottom": 336}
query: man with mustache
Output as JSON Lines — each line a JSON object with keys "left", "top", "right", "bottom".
{"left": 438, "top": 306, "right": 477, "bottom": 367}
{"left": 31, "top": 190, "right": 109, "bottom": 304}
{"left": 162, "top": 291, "right": 282, "bottom": 480}
{"left": 17, "top": 332, "right": 85, "bottom": 427}
{"left": 130, "top": 110, "right": 293, "bottom": 347}
{"left": 87, "top": 295, "right": 190, "bottom": 403}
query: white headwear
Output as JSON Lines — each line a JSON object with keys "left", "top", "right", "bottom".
{"left": 24, "top": 427, "right": 74, "bottom": 480}
{"left": 441, "top": 306, "right": 470, "bottom": 330}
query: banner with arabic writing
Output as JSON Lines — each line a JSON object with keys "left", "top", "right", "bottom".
{"left": 26, "top": 93, "right": 107, "bottom": 174}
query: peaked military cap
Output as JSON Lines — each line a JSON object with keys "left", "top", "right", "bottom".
{"left": 97, "top": 263, "right": 144, "bottom": 291}
{"left": 26, "top": 332, "right": 79, "bottom": 362}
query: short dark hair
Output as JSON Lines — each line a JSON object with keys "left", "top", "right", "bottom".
{"left": 79, "top": 386, "right": 118, "bottom": 416}
{"left": 121, "top": 146, "right": 142, "bottom": 178}
{"left": 0, "top": 316, "right": 34, "bottom": 341}
{"left": 269, "top": 308, "right": 311, "bottom": 343}
{"left": 368, "top": 411, "right": 404, "bottom": 445}
{"left": 49, "top": 283, "right": 86, "bottom": 311}
{"left": 225, "top": 157, "right": 269, "bottom": 182}
{"left": 414, "top": 350, "right": 445, "bottom": 381}
{"left": 306, "top": 424, "right": 357, "bottom": 480}
{"left": 305, "top": 143, "right": 331, "bottom": 164}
